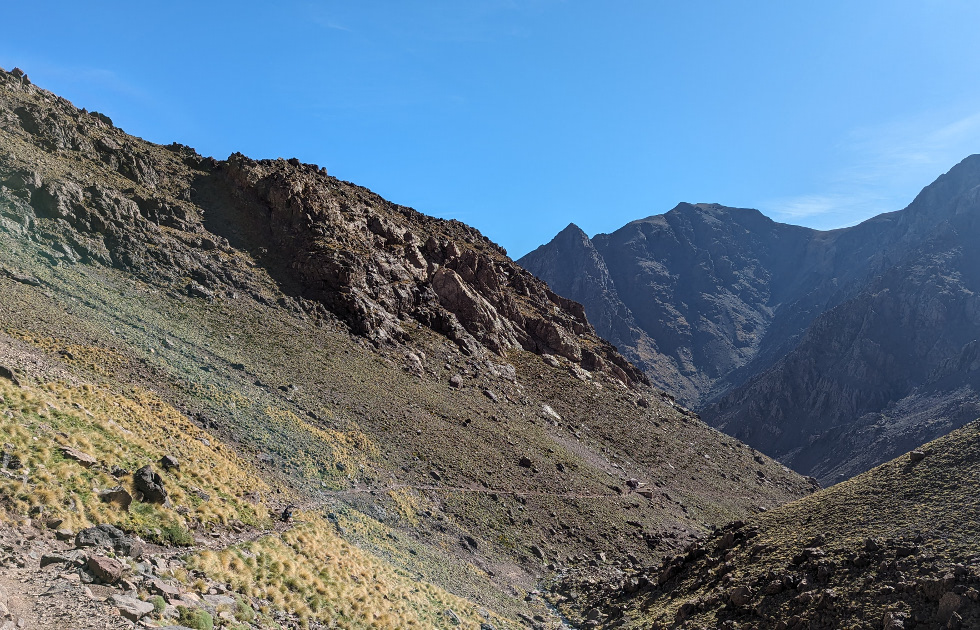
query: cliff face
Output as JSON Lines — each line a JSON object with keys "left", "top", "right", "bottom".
{"left": 522, "top": 204, "right": 824, "bottom": 404}
{"left": 522, "top": 157, "right": 980, "bottom": 483}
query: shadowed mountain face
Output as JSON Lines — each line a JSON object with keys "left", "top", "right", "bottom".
{"left": 0, "top": 66, "right": 815, "bottom": 628}
{"left": 521, "top": 156, "right": 980, "bottom": 484}
{"left": 521, "top": 204, "right": 833, "bottom": 405}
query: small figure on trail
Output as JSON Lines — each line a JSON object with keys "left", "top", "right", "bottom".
{"left": 281, "top": 504, "right": 296, "bottom": 523}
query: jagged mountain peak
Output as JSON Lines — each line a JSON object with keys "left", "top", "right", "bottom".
{"left": 556, "top": 221, "right": 589, "bottom": 237}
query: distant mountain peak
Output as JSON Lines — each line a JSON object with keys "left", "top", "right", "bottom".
{"left": 523, "top": 159, "right": 980, "bottom": 484}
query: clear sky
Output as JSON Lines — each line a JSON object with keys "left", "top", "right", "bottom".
{"left": 5, "top": 1, "right": 980, "bottom": 257}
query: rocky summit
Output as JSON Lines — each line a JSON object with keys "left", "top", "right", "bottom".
{"left": 0, "top": 66, "right": 815, "bottom": 629}
{"left": 521, "top": 157, "right": 980, "bottom": 484}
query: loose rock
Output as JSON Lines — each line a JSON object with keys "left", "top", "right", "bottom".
{"left": 86, "top": 554, "right": 125, "bottom": 584}
{"left": 134, "top": 465, "right": 168, "bottom": 504}
{"left": 108, "top": 594, "right": 154, "bottom": 622}
{"left": 98, "top": 486, "right": 133, "bottom": 510}
{"left": 59, "top": 446, "right": 97, "bottom": 467}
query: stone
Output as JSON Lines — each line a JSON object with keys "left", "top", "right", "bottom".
{"left": 160, "top": 454, "right": 180, "bottom": 471}
{"left": 909, "top": 450, "right": 927, "bottom": 463}
{"left": 518, "top": 456, "right": 532, "bottom": 468}
{"left": 882, "top": 610, "right": 907, "bottom": 629}
{"left": 75, "top": 524, "right": 140, "bottom": 557}
{"left": 0, "top": 366, "right": 19, "bottom": 386}
{"left": 148, "top": 578, "right": 182, "bottom": 602}
{"left": 44, "top": 517, "right": 64, "bottom": 529}
{"left": 729, "top": 585, "right": 753, "bottom": 606}
{"left": 134, "top": 465, "right": 168, "bottom": 503}
{"left": 40, "top": 551, "right": 84, "bottom": 568}
{"left": 54, "top": 529, "right": 73, "bottom": 541}
{"left": 187, "top": 283, "right": 214, "bottom": 300}
{"left": 87, "top": 554, "right": 125, "bottom": 584}
{"left": 98, "top": 486, "right": 133, "bottom": 510}
{"left": 202, "top": 594, "right": 236, "bottom": 607}
{"left": 541, "top": 405, "right": 562, "bottom": 422}
{"left": 108, "top": 594, "right": 154, "bottom": 622}
{"left": 939, "top": 592, "right": 963, "bottom": 624}
{"left": 444, "top": 609, "right": 462, "bottom": 625}
{"left": 449, "top": 375, "right": 463, "bottom": 388}
{"left": 59, "top": 446, "right": 97, "bottom": 467}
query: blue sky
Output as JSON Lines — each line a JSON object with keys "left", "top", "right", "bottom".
{"left": 5, "top": 1, "right": 980, "bottom": 257}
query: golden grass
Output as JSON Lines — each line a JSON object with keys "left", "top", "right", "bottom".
{"left": 6, "top": 328, "right": 126, "bottom": 377}
{"left": 0, "top": 378, "right": 271, "bottom": 536}
{"left": 187, "top": 512, "right": 493, "bottom": 629}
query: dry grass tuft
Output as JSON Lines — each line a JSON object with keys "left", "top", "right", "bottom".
{"left": 187, "top": 512, "right": 494, "bottom": 629}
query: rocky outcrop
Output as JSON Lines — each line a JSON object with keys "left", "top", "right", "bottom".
{"left": 205, "top": 152, "right": 646, "bottom": 385}
{"left": 0, "top": 65, "right": 643, "bottom": 387}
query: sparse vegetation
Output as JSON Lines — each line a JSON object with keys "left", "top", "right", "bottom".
{"left": 187, "top": 512, "right": 494, "bottom": 629}
{"left": 0, "top": 378, "right": 271, "bottom": 533}
{"left": 177, "top": 606, "right": 214, "bottom": 630}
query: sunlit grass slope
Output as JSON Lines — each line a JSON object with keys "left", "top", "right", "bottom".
{"left": 0, "top": 377, "right": 271, "bottom": 541}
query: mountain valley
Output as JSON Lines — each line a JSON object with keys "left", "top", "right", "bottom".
{"left": 0, "top": 67, "right": 816, "bottom": 629}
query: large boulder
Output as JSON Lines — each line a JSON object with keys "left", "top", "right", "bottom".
{"left": 86, "top": 554, "right": 125, "bottom": 584}
{"left": 75, "top": 524, "right": 141, "bottom": 557}
{"left": 134, "top": 465, "right": 168, "bottom": 504}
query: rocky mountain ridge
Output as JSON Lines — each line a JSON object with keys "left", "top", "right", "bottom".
{"left": 521, "top": 156, "right": 980, "bottom": 483}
